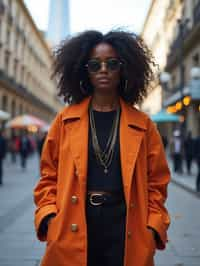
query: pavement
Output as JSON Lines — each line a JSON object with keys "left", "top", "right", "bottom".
{"left": 0, "top": 152, "right": 199, "bottom": 266}
{"left": 0, "top": 153, "right": 45, "bottom": 266}
{"left": 167, "top": 154, "right": 199, "bottom": 197}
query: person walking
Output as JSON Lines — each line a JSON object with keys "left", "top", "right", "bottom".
{"left": 0, "top": 129, "right": 7, "bottom": 185}
{"left": 184, "top": 131, "right": 194, "bottom": 175}
{"left": 161, "top": 135, "right": 168, "bottom": 150}
{"left": 9, "top": 134, "right": 18, "bottom": 163}
{"left": 36, "top": 132, "right": 47, "bottom": 157}
{"left": 33, "top": 30, "right": 171, "bottom": 266}
{"left": 170, "top": 130, "right": 183, "bottom": 173}
{"left": 194, "top": 136, "right": 200, "bottom": 192}
{"left": 18, "top": 131, "right": 31, "bottom": 169}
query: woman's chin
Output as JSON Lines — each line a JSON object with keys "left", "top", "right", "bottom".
{"left": 96, "top": 85, "right": 115, "bottom": 94}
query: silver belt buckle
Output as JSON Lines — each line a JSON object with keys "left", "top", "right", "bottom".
{"left": 89, "top": 193, "right": 104, "bottom": 206}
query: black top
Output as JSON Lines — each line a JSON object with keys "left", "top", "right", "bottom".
{"left": 87, "top": 109, "right": 124, "bottom": 193}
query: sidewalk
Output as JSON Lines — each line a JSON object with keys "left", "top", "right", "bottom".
{"left": 0, "top": 153, "right": 45, "bottom": 266}
{"left": 167, "top": 155, "right": 199, "bottom": 197}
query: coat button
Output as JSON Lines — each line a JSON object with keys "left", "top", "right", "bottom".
{"left": 71, "top": 224, "right": 78, "bottom": 232}
{"left": 130, "top": 203, "right": 134, "bottom": 208}
{"left": 71, "top": 195, "right": 78, "bottom": 204}
{"left": 75, "top": 169, "right": 79, "bottom": 176}
{"left": 127, "top": 231, "right": 132, "bottom": 238}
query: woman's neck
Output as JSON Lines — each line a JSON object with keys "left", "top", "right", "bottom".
{"left": 91, "top": 92, "right": 120, "bottom": 112}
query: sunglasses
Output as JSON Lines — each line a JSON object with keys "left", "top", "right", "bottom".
{"left": 85, "top": 58, "right": 122, "bottom": 73}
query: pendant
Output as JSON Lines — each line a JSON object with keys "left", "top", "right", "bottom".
{"left": 104, "top": 168, "right": 108, "bottom": 174}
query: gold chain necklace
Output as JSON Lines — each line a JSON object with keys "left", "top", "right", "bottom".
{"left": 89, "top": 103, "right": 120, "bottom": 174}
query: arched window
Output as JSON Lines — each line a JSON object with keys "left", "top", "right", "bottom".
{"left": 19, "top": 103, "right": 23, "bottom": 114}
{"left": 2, "top": 95, "right": 8, "bottom": 111}
{"left": 11, "top": 99, "right": 16, "bottom": 117}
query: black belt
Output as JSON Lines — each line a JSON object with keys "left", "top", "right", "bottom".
{"left": 87, "top": 191, "right": 124, "bottom": 206}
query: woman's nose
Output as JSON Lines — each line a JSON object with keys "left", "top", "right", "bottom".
{"left": 99, "top": 62, "right": 108, "bottom": 72}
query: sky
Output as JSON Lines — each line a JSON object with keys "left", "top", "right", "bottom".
{"left": 24, "top": 0, "right": 151, "bottom": 35}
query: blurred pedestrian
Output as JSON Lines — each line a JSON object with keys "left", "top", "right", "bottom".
{"left": 9, "top": 134, "right": 19, "bottom": 163}
{"left": 161, "top": 135, "right": 168, "bottom": 150}
{"left": 18, "top": 131, "right": 31, "bottom": 169}
{"left": 194, "top": 136, "right": 200, "bottom": 192}
{"left": 170, "top": 130, "right": 183, "bottom": 174}
{"left": 0, "top": 129, "right": 7, "bottom": 185}
{"left": 33, "top": 30, "right": 170, "bottom": 266}
{"left": 36, "top": 132, "right": 47, "bottom": 156}
{"left": 184, "top": 131, "right": 194, "bottom": 175}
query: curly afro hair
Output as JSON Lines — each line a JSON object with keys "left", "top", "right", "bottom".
{"left": 52, "top": 30, "right": 156, "bottom": 105}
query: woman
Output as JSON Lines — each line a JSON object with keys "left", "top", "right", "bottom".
{"left": 34, "top": 30, "right": 171, "bottom": 266}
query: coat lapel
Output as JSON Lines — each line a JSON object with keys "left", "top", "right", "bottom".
{"left": 62, "top": 97, "right": 91, "bottom": 189}
{"left": 119, "top": 98, "right": 147, "bottom": 204}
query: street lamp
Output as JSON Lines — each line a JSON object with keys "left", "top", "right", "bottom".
{"left": 190, "top": 67, "right": 200, "bottom": 80}
{"left": 160, "top": 71, "right": 171, "bottom": 87}
{"left": 159, "top": 71, "right": 172, "bottom": 108}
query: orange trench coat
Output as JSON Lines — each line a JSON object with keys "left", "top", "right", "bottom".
{"left": 34, "top": 96, "right": 171, "bottom": 266}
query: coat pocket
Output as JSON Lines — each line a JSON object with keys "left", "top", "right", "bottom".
{"left": 146, "top": 227, "right": 156, "bottom": 254}
{"left": 46, "top": 215, "right": 57, "bottom": 244}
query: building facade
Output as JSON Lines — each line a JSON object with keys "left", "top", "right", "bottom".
{"left": 0, "top": 0, "right": 63, "bottom": 129}
{"left": 141, "top": 0, "right": 200, "bottom": 137}
{"left": 47, "top": 0, "right": 70, "bottom": 46}
{"left": 164, "top": 0, "right": 200, "bottom": 137}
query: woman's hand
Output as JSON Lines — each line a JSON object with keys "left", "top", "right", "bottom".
{"left": 47, "top": 215, "right": 55, "bottom": 227}
{"left": 147, "top": 227, "right": 156, "bottom": 240}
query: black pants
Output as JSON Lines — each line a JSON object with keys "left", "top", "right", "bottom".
{"left": 196, "top": 160, "right": 200, "bottom": 192}
{"left": 20, "top": 153, "right": 27, "bottom": 168}
{"left": 185, "top": 156, "right": 192, "bottom": 174}
{"left": 0, "top": 159, "right": 3, "bottom": 185}
{"left": 86, "top": 199, "right": 126, "bottom": 266}
{"left": 173, "top": 153, "right": 182, "bottom": 173}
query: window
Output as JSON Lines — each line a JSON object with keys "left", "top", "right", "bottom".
{"left": 6, "top": 26, "right": 11, "bottom": 48}
{"left": 182, "top": 64, "right": 186, "bottom": 86}
{"left": 193, "top": 53, "right": 199, "bottom": 66}
{"left": 8, "top": 0, "right": 12, "bottom": 9}
{"left": 11, "top": 99, "right": 16, "bottom": 117}
{"left": 193, "top": 0, "right": 199, "bottom": 8}
{"left": 2, "top": 95, "right": 8, "bottom": 111}
{"left": 0, "top": 20, "right": 2, "bottom": 44}
{"left": 171, "top": 74, "right": 177, "bottom": 88}
{"left": 21, "top": 65, "right": 24, "bottom": 84}
{"left": 4, "top": 51, "right": 10, "bottom": 73}
{"left": 0, "top": 1, "right": 5, "bottom": 16}
{"left": 14, "top": 59, "right": 18, "bottom": 78}
{"left": 19, "top": 103, "right": 23, "bottom": 115}
{"left": 14, "top": 31, "right": 19, "bottom": 54}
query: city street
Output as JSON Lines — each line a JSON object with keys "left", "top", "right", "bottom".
{"left": 0, "top": 153, "right": 200, "bottom": 266}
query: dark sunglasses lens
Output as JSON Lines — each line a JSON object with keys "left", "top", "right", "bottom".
{"left": 87, "top": 60, "right": 101, "bottom": 72}
{"left": 107, "top": 59, "right": 121, "bottom": 71}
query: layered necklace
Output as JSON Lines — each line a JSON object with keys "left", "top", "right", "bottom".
{"left": 89, "top": 102, "right": 120, "bottom": 174}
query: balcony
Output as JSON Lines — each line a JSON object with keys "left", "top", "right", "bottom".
{"left": 193, "top": 0, "right": 200, "bottom": 25}
{"left": 163, "top": 79, "right": 200, "bottom": 107}
{"left": 166, "top": 26, "right": 190, "bottom": 69}
{"left": 8, "top": 13, "right": 14, "bottom": 26}
{"left": 166, "top": 17, "right": 200, "bottom": 71}
{"left": 0, "top": 70, "right": 56, "bottom": 114}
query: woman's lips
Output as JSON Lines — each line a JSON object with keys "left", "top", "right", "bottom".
{"left": 97, "top": 78, "right": 110, "bottom": 83}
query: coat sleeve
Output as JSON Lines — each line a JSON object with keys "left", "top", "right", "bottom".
{"left": 33, "top": 113, "right": 62, "bottom": 241}
{"left": 146, "top": 119, "right": 171, "bottom": 250}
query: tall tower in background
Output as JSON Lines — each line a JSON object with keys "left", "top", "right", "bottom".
{"left": 47, "top": 0, "right": 70, "bottom": 46}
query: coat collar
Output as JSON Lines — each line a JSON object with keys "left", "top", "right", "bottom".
{"left": 61, "top": 95, "right": 147, "bottom": 130}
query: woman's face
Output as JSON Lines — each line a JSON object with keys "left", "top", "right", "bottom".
{"left": 87, "top": 43, "right": 121, "bottom": 94}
